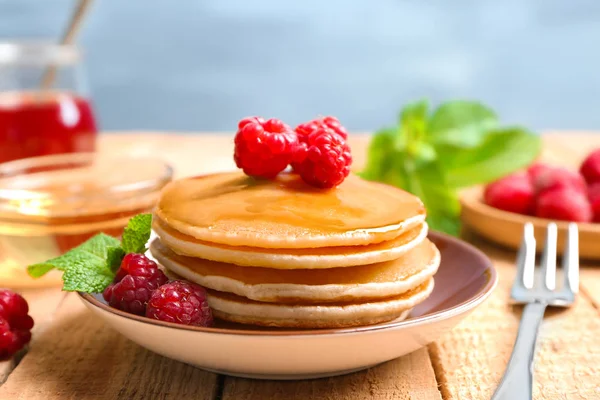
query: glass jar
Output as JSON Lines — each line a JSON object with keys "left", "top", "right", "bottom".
{"left": 0, "top": 41, "right": 97, "bottom": 163}
{"left": 0, "top": 153, "right": 173, "bottom": 288}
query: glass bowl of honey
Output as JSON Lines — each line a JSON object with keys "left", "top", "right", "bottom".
{"left": 0, "top": 152, "right": 173, "bottom": 287}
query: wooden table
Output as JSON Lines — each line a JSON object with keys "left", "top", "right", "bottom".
{"left": 1, "top": 132, "right": 599, "bottom": 400}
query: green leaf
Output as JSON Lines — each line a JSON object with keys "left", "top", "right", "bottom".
{"left": 406, "top": 159, "right": 461, "bottom": 236}
{"left": 400, "top": 99, "right": 428, "bottom": 145}
{"left": 400, "top": 99, "right": 428, "bottom": 127}
{"left": 27, "top": 234, "right": 120, "bottom": 278}
{"left": 362, "top": 145, "right": 461, "bottom": 236}
{"left": 427, "top": 214, "right": 461, "bottom": 237}
{"left": 62, "top": 257, "right": 116, "bottom": 293}
{"left": 28, "top": 233, "right": 120, "bottom": 293}
{"left": 359, "top": 128, "right": 399, "bottom": 181}
{"left": 121, "top": 213, "right": 153, "bottom": 254}
{"left": 427, "top": 101, "right": 498, "bottom": 148}
{"left": 107, "top": 246, "right": 126, "bottom": 273}
{"left": 442, "top": 127, "right": 542, "bottom": 188}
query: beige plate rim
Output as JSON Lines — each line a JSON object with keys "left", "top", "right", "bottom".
{"left": 78, "top": 230, "right": 498, "bottom": 337}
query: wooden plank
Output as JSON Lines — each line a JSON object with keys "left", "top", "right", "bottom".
{"left": 3, "top": 132, "right": 599, "bottom": 399}
{"left": 0, "top": 293, "right": 219, "bottom": 400}
{"left": 222, "top": 348, "right": 441, "bottom": 400}
{"left": 429, "top": 231, "right": 600, "bottom": 400}
{"left": 0, "top": 288, "right": 67, "bottom": 383}
{"left": 539, "top": 135, "right": 600, "bottom": 311}
{"left": 580, "top": 266, "right": 600, "bottom": 311}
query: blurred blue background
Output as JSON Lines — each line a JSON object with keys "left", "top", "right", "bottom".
{"left": 1, "top": 0, "right": 599, "bottom": 133}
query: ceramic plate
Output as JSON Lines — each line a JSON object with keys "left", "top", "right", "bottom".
{"left": 79, "top": 231, "right": 497, "bottom": 380}
{"left": 460, "top": 186, "right": 600, "bottom": 259}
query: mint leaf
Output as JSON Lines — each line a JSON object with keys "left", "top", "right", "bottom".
{"left": 361, "top": 98, "right": 541, "bottom": 236}
{"left": 121, "top": 213, "right": 153, "bottom": 254}
{"left": 360, "top": 128, "right": 399, "bottom": 181}
{"left": 61, "top": 254, "right": 115, "bottom": 293}
{"left": 107, "top": 246, "right": 126, "bottom": 273}
{"left": 442, "top": 127, "right": 541, "bottom": 188}
{"left": 400, "top": 100, "right": 428, "bottom": 128}
{"left": 26, "top": 213, "right": 154, "bottom": 293}
{"left": 400, "top": 100, "right": 428, "bottom": 145}
{"left": 427, "top": 214, "right": 461, "bottom": 237}
{"left": 361, "top": 144, "right": 461, "bottom": 236}
{"left": 427, "top": 101, "right": 497, "bottom": 148}
{"left": 28, "top": 233, "right": 120, "bottom": 278}
{"left": 28, "top": 233, "right": 120, "bottom": 292}
{"left": 27, "top": 263, "right": 54, "bottom": 279}
{"left": 404, "top": 158, "right": 461, "bottom": 236}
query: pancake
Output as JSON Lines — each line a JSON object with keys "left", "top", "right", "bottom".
{"left": 155, "top": 172, "right": 425, "bottom": 249}
{"left": 151, "top": 238, "right": 440, "bottom": 303}
{"left": 153, "top": 218, "right": 428, "bottom": 269}
{"left": 206, "top": 279, "right": 434, "bottom": 329}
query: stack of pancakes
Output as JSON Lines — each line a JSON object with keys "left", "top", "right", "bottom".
{"left": 150, "top": 172, "right": 440, "bottom": 329}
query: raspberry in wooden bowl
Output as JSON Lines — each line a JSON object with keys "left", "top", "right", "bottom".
{"left": 0, "top": 152, "right": 172, "bottom": 287}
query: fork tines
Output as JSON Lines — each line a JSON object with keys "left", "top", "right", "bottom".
{"left": 510, "top": 222, "right": 579, "bottom": 306}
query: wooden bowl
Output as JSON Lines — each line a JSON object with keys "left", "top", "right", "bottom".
{"left": 460, "top": 186, "right": 600, "bottom": 259}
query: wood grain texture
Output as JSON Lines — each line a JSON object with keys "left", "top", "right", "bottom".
{"left": 539, "top": 134, "right": 600, "bottom": 312}
{"left": 222, "top": 348, "right": 441, "bottom": 400}
{"left": 0, "top": 288, "right": 66, "bottom": 383}
{"left": 1, "top": 132, "right": 599, "bottom": 399}
{"left": 429, "top": 231, "right": 600, "bottom": 400}
{"left": 0, "top": 294, "right": 219, "bottom": 400}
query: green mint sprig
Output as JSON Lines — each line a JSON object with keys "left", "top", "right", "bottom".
{"left": 27, "top": 213, "right": 153, "bottom": 293}
{"left": 360, "top": 99, "right": 541, "bottom": 236}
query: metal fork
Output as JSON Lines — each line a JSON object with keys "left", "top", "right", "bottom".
{"left": 491, "top": 222, "right": 579, "bottom": 400}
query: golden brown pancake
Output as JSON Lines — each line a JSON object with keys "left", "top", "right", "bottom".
{"left": 151, "top": 170, "right": 438, "bottom": 329}
{"left": 206, "top": 280, "right": 434, "bottom": 329}
{"left": 151, "top": 238, "right": 440, "bottom": 303}
{"left": 155, "top": 172, "right": 425, "bottom": 249}
{"left": 153, "top": 217, "right": 428, "bottom": 268}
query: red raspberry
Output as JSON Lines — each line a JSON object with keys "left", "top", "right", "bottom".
{"left": 104, "top": 269, "right": 168, "bottom": 315}
{"left": 146, "top": 281, "right": 213, "bottom": 327}
{"left": 114, "top": 253, "right": 159, "bottom": 282}
{"left": 533, "top": 166, "right": 586, "bottom": 195}
{"left": 588, "top": 182, "right": 600, "bottom": 204}
{"left": 234, "top": 117, "right": 299, "bottom": 178}
{"left": 484, "top": 172, "right": 535, "bottom": 215}
{"left": 580, "top": 149, "right": 600, "bottom": 184}
{"left": 592, "top": 198, "right": 600, "bottom": 223}
{"left": 293, "top": 127, "right": 352, "bottom": 188}
{"left": 293, "top": 117, "right": 348, "bottom": 173}
{"left": 295, "top": 116, "right": 348, "bottom": 143}
{"left": 527, "top": 162, "right": 553, "bottom": 184}
{"left": 535, "top": 188, "right": 592, "bottom": 222}
{"left": 0, "top": 289, "right": 34, "bottom": 360}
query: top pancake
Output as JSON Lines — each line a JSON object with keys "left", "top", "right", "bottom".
{"left": 155, "top": 172, "right": 425, "bottom": 249}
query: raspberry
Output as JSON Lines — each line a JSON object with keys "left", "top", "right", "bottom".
{"left": 580, "top": 149, "right": 600, "bottom": 184}
{"left": 146, "top": 281, "right": 213, "bottom": 327}
{"left": 484, "top": 172, "right": 535, "bottom": 215}
{"left": 293, "top": 127, "right": 352, "bottom": 188}
{"left": 533, "top": 166, "right": 586, "bottom": 195}
{"left": 295, "top": 116, "right": 348, "bottom": 143}
{"left": 234, "top": 117, "right": 299, "bottom": 178}
{"left": 535, "top": 188, "right": 592, "bottom": 222}
{"left": 104, "top": 270, "right": 168, "bottom": 315}
{"left": 527, "top": 162, "right": 554, "bottom": 184}
{"left": 293, "top": 117, "right": 348, "bottom": 173}
{"left": 592, "top": 198, "right": 600, "bottom": 223}
{"left": 0, "top": 289, "right": 34, "bottom": 360}
{"left": 114, "top": 253, "right": 159, "bottom": 282}
{"left": 588, "top": 182, "right": 600, "bottom": 204}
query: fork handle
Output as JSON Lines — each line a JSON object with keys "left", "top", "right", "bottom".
{"left": 491, "top": 301, "right": 547, "bottom": 400}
